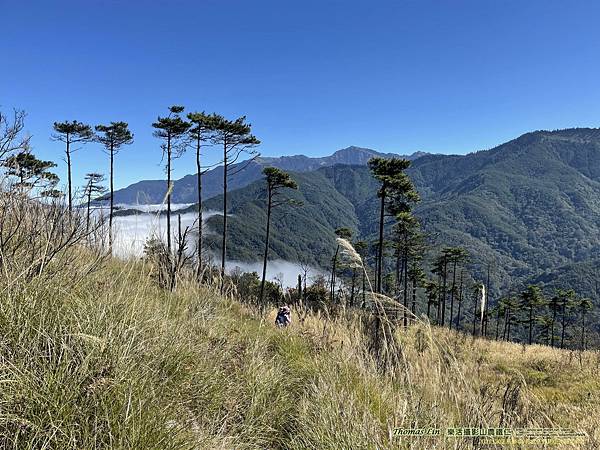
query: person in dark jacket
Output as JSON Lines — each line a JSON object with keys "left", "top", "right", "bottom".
{"left": 275, "top": 305, "right": 291, "bottom": 327}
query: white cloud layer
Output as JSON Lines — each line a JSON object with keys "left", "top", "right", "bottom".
{"left": 106, "top": 204, "right": 323, "bottom": 287}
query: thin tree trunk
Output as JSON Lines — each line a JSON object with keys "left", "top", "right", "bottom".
{"left": 196, "top": 134, "right": 203, "bottom": 278}
{"left": 581, "top": 312, "right": 586, "bottom": 351}
{"left": 66, "top": 137, "right": 72, "bottom": 216}
{"left": 472, "top": 292, "right": 477, "bottom": 336}
{"left": 86, "top": 188, "right": 91, "bottom": 233}
{"left": 528, "top": 306, "right": 533, "bottom": 345}
{"left": 362, "top": 265, "right": 366, "bottom": 307}
{"left": 349, "top": 269, "right": 356, "bottom": 307}
{"left": 109, "top": 145, "right": 114, "bottom": 251}
{"left": 427, "top": 297, "right": 432, "bottom": 320}
{"left": 259, "top": 189, "right": 272, "bottom": 306}
{"left": 436, "top": 272, "right": 442, "bottom": 324}
{"left": 561, "top": 299, "right": 567, "bottom": 349}
{"left": 441, "top": 257, "right": 447, "bottom": 326}
{"left": 376, "top": 190, "right": 385, "bottom": 293}
{"left": 403, "top": 249, "right": 408, "bottom": 327}
{"left": 495, "top": 308, "right": 500, "bottom": 340}
{"left": 220, "top": 139, "right": 228, "bottom": 294}
{"left": 411, "top": 271, "right": 417, "bottom": 315}
{"left": 483, "top": 264, "right": 491, "bottom": 336}
{"left": 166, "top": 135, "right": 172, "bottom": 257}
{"left": 330, "top": 246, "right": 339, "bottom": 304}
{"left": 395, "top": 248, "right": 402, "bottom": 296}
{"left": 551, "top": 308, "right": 556, "bottom": 347}
{"left": 449, "top": 259, "right": 457, "bottom": 330}
{"left": 456, "top": 271, "right": 464, "bottom": 329}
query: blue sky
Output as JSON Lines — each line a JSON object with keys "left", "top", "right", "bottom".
{"left": 3, "top": 0, "right": 600, "bottom": 191}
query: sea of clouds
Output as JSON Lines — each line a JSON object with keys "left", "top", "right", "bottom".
{"left": 106, "top": 204, "right": 323, "bottom": 287}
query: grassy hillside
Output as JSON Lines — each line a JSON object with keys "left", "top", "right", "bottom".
{"left": 2, "top": 250, "right": 599, "bottom": 449}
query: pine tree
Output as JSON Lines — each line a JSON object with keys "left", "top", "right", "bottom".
{"left": 519, "top": 285, "right": 546, "bottom": 345}
{"left": 393, "top": 212, "right": 422, "bottom": 326}
{"left": 558, "top": 289, "right": 577, "bottom": 348}
{"left": 501, "top": 296, "right": 519, "bottom": 341}
{"left": 548, "top": 290, "right": 563, "bottom": 347}
{"left": 425, "top": 280, "right": 439, "bottom": 322}
{"left": 432, "top": 251, "right": 449, "bottom": 326}
{"left": 82, "top": 173, "right": 106, "bottom": 232}
{"left": 3, "top": 151, "right": 58, "bottom": 193}
{"left": 210, "top": 116, "right": 260, "bottom": 293}
{"left": 152, "top": 106, "right": 191, "bottom": 261}
{"left": 186, "top": 112, "right": 220, "bottom": 277}
{"left": 52, "top": 120, "right": 94, "bottom": 214}
{"left": 471, "top": 282, "right": 483, "bottom": 336}
{"left": 95, "top": 122, "right": 133, "bottom": 250}
{"left": 445, "top": 247, "right": 469, "bottom": 330}
{"left": 368, "top": 157, "right": 419, "bottom": 294}
{"left": 409, "top": 260, "right": 426, "bottom": 317}
{"left": 259, "top": 167, "right": 298, "bottom": 305}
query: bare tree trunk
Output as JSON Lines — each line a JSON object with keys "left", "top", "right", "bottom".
{"left": 449, "top": 259, "right": 457, "bottom": 330}
{"left": 581, "top": 312, "right": 586, "bottom": 350}
{"left": 403, "top": 248, "right": 408, "bottom": 327}
{"left": 551, "top": 308, "right": 556, "bottom": 347}
{"left": 166, "top": 135, "right": 172, "bottom": 257}
{"left": 220, "top": 139, "right": 228, "bottom": 294}
{"left": 259, "top": 189, "right": 272, "bottom": 306}
{"left": 441, "top": 257, "right": 447, "bottom": 326}
{"left": 483, "top": 264, "right": 491, "bottom": 336}
{"left": 456, "top": 270, "right": 464, "bottom": 329}
{"left": 109, "top": 145, "right": 114, "bottom": 251}
{"left": 86, "top": 189, "right": 91, "bottom": 233}
{"left": 330, "top": 246, "right": 339, "bottom": 304}
{"left": 196, "top": 135, "right": 203, "bottom": 278}
{"left": 411, "top": 271, "right": 417, "bottom": 315}
{"left": 528, "top": 306, "right": 533, "bottom": 345}
{"left": 66, "top": 137, "right": 72, "bottom": 216}
{"left": 376, "top": 191, "right": 385, "bottom": 293}
{"left": 561, "top": 299, "right": 567, "bottom": 348}
{"left": 349, "top": 269, "right": 356, "bottom": 307}
{"left": 472, "top": 292, "right": 478, "bottom": 336}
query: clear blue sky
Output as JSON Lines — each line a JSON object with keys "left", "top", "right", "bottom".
{"left": 3, "top": 0, "right": 600, "bottom": 191}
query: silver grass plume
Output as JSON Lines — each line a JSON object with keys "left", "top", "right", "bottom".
{"left": 336, "top": 238, "right": 363, "bottom": 269}
{"left": 480, "top": 284, "right": 486, "bottom": 325}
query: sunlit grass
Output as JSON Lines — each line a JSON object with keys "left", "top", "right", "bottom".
{"left": 0, "top": 253, "right": 598, "bottom": 449}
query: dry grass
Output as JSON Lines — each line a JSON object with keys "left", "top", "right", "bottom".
{"left": 0, "top": 246, "right": 598, "bottom": 448}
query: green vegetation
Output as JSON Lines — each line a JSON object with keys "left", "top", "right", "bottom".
{"left": 1, "top": 107, "right": 600, "bottom": 448}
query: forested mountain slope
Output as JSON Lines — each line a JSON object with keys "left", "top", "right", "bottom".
{"left": 196, "top": 128, "right": 600, "bottom": 301}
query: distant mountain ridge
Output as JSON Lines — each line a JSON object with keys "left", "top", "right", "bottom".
{"left": 102, "top": 146, "right": 428, "bottom": 204}
{"left": 256, "top": 146, "right": 427, "bottom": 172}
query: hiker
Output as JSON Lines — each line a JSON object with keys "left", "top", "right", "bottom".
{"left": 275, "top": 305, "right": 291, "bottom": 327}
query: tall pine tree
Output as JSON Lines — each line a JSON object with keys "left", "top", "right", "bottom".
{"left": 95, "top": 122, "right": 133, "bottom": 249}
